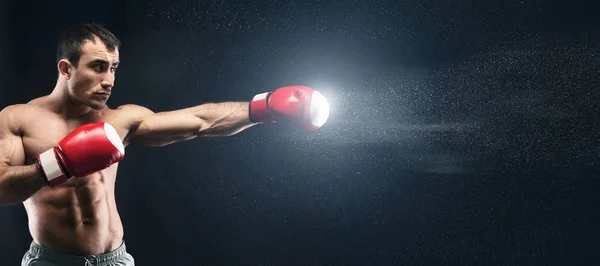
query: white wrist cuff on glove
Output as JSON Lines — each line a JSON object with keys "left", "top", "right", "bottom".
{"left": 38, "top": 149, "right": 68, "bottom": 187}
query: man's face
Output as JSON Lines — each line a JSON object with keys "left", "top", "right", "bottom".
{"left": 66, "top": 37, "right": 119, "bottom": 110}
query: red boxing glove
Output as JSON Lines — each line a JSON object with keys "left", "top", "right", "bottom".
{"left": 37, "top": 122, "right": 125, "bottom": 187}
{"left": 249, "top": 86, "right": 330, "bottom": 131}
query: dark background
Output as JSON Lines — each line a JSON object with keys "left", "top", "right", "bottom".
{"left": 1, "top": 0, "right": 600, "bottom": 265}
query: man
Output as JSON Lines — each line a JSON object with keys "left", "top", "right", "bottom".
{"left": 0, "top": 24, "right": 329, "bottom": 265}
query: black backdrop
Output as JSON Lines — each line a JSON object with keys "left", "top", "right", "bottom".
{"left": 1, "top": 0, "right": 599, "bottom": 265}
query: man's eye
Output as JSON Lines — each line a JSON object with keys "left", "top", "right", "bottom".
{"left": 110, "top": 67, "right": 117, "bottom": 73}
{"left": 94, "top": 65, "right": 106, "bottom": 72}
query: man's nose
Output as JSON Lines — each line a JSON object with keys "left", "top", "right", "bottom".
{"left": 101, "top": 73, "right": 114, "bottom": 90}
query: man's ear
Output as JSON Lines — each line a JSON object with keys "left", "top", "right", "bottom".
{"left": 57, "top": 59, "right": 73, "bottom": 80}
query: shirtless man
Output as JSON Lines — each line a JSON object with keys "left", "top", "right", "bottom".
{"left": 0, "top": 24, "right": 329, "bottom": 266}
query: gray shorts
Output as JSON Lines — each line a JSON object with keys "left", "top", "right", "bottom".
{"left": 21, "top": 241, "right": 135, "bottom": 266}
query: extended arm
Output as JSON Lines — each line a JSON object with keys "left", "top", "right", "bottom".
{"left": 0, "top": 106, "right": 47, "bottom": 205}
{"left": 125, "top": 86, "right": 330, "bottom": 147}
{"left": 124, "top": 102, "right": 256, "bottom": 147}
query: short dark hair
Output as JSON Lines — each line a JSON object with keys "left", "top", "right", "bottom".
{"left": 56, "top": 23, "right": 121, "bottom": 67}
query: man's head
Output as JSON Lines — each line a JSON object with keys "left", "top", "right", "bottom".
{"left": 56, "top": 24, "right": 121, "bottom": 110}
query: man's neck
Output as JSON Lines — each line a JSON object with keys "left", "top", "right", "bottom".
{"left": 48, "top": 86, "right": 95, "bottom": 119}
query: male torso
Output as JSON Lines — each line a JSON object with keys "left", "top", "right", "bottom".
{"left": 15, "top": 96, "right": 133, "bottom": 255}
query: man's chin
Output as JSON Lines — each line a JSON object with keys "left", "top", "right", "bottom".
{"left": 89, "top": 101, "right": 107, "bottom": 110}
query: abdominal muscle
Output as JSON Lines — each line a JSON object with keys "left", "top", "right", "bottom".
{"left": 23, "top": 167, "right": 124, "bottom": 256}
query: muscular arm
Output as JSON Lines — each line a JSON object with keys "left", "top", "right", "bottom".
{"left": 0, "top": 106, "right": 47, "bottom": 205}
{"left": 123, "top": 102, "right": 257, "bottom": 147}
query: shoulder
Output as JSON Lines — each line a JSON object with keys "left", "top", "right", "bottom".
{"left": 0, "top": 104, "right": 26, "bottom": 114}
{"left": 0, "top": 103, "right": 40, "bottom": 114}
{"left": 0, "top": 103, "right": 44, "bottom": 121}
{"left": 0, "top": 104, "right": 43, "bottom": 134}
{"left": 0, "top": 104, "right": 25, "bottom": 124}
{"left": 2, "top": 96, "right": 57, "bottom": 121}
{"left": 109, "top": 104, "right": 156, "bottom": 129}
{"left": 114, "top": 104, "right": 155, "bottom": 118}
{"left": 109, "top": 104, "right": 156, "bottom": 146}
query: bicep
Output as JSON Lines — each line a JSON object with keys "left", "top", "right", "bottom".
{"left": 0, "top": 107, "right": 26, "bottom": 171}
{"left": 0, "top": 134, "right": 25, "bottom": 168}
{"left": 121, "top": 105, "right": 203, "bottom": 147}
{"left": 120, "top": 104, "right": 186, "bottom": 147}
{"left": 119, "top": 104, "right": 154, "bottom": 146}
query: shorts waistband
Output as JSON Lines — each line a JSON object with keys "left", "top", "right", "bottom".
{"left": 28, "top": 241, "right": 128, "bottom": 264}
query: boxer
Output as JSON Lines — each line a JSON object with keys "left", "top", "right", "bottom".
{"left": 0, "top": 24, "right": 329, "bottom": 266}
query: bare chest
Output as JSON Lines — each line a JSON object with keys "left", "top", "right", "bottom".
{"left": 20, "top": 111, "right": 129, "bottom": 165}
